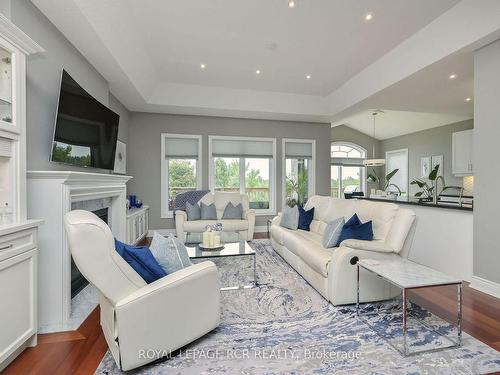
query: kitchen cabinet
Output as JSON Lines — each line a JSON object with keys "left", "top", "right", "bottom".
{"left": 452, "top": 129, "right": 473, "bottom": 176}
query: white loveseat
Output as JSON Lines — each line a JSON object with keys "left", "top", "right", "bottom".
{"left": 270, "top": 195, "right": 416, "bottom": 305}
{"left": 175, "top": 192, "right": 256, "bottom": 242}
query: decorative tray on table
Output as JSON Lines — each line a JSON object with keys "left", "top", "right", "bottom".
{"left": 198, "top": 244, "right": 225, "bottom": 251}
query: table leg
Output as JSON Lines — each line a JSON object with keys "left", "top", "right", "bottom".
{"left": 457, "top": 283, "right": 462, "bottom": 346}
{"left": 403, "top": 288, "right": 407, "bottom": 356}
{"left": 356, "top": 264, "right": 360, "bottom": 315}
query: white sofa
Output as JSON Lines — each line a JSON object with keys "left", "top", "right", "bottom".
{"left": 175, "top": 192, "right": 256, "bottom": 242}
{"left": 270, "top": 195, "right": 416, "bottom": 305}
{"left": 64, "top": 210, "right": 221, "bottom": 371}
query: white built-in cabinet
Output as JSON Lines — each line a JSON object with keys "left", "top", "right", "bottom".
{"left": 126, "top": 206, "right": 149, "bottom": 245}
{"left": 452, "top": 129, "right": 473, "bottom": 176}
{"left": 0, "top": 15, "right": 43, "bottom": 371}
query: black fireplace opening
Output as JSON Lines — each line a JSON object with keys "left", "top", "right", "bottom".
{"left": 71, "top": 207, "right": 109, "bottom": 298}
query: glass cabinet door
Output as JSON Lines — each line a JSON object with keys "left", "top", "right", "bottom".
{"left": 0, "top": 46, "right": 12, "bottom": 126}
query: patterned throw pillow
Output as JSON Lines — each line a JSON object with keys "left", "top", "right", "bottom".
{"left": 280, "top": 205, "right": 299, "bottom": 230}
{"left": 185, "top": 202, "right": 201, "bottom": 221}
{"left": 149, "top": 232, "right": 192, "bottom": 274}
{"left": 201, "top": 202, "right": 218, "bottom": 220}
{"left": 222, "top": 202, "right": 243, "bottom": 219}
{"left": 322, "top": 217, "right": 345, "bottom": 248}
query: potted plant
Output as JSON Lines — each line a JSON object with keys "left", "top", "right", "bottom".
{"left": 410, "top": 164, "right": 440, "bottom": 202}
{"left": 286, "top": 169, "right": 308, "bottom": 207}
{"left": 367, "top": 168, "right": 401, "bottom": 199}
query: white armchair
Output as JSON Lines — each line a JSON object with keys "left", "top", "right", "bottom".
{"left": 64, "top": 210, "right": 220, "bottom": 371}
{"left": 175, "top": 192, "right": 255, "bottom": 242}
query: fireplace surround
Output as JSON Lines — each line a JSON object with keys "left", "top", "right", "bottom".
{"left": 28, "top": 171, "right": 132, "bottom": 333}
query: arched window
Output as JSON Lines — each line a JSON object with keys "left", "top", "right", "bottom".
{"left": 331, "top": 142, "right": 367, "bottom": 198}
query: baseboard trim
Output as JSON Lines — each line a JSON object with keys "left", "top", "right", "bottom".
{"left": 470, "top": 276, "right": 500, "bottom": 299}
{"left": 148, "top": 226, "right": 268, "bottom": 237}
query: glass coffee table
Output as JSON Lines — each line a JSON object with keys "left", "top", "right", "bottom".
{"left": 185, "top": 232, "right": 256, "bottom": 291}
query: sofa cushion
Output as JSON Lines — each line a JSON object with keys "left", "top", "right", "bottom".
{"left": 283, "top": 231, "right": 334, "bottom": 277}
{"left": 114, "top": 239, "right": 167, "bottom": 284}
{"left": 280, "top": 205, "right": 299, "bottom": 230}
{"left": 200, "top": 202, "right": 217, "bottom": 220}
{"left": 354, "top": 200, "right": 398, "bottom": 240}
{"left": 186, "top": 202, "right": 201, "bottom": 221}
{"left": 298, "top": 206, "right": 314, "bottom": 231}
{"left": 322, "top": 217, "right": 345, "bottom": 248}
{"left": 184, "top": 219, "right": 249, "bottom": 233}
{"left": 222, "top": 202, "right": 243, "bottom": 219}
{"left": 336, "top": 214, "right": 373, "bottom": 246}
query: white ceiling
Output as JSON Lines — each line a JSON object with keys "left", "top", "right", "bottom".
{"left": 331, "top": 50, "right": 474, "bottom": 139}
{"left": 29, "top": 0, "right": 500, "bottom": 130}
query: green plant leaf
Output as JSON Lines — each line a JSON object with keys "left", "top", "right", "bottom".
{"left": 385, "top": 168, "right": 399, "bottom": 182}
{"left": 428, "top": 164, "right": 440, "bottom": 181}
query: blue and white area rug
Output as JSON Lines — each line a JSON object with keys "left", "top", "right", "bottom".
{"left": 97, "top": 240, "right": 500, "bottom": 374}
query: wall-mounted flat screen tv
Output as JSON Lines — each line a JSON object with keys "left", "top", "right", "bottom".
{"left": 50, "top": 70, "right": 120, "bottom": 170}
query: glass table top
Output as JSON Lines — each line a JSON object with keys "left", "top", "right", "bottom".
{"left": 185, "top": 232, "right": 255, "bottom": 259}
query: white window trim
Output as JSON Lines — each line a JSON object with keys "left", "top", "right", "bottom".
{"left": 330, "top": 141, "right": 367, "bottom": 198}
{"left": 282, "top": 138, "right": 316, "bottom": 207}
{"left": 161, "top": 133, "right": 202, "bottom": 219}
{"left": 208, "top": 135, "right": 277, "bottom": 216}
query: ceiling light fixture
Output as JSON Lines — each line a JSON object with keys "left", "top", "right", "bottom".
{"left": 288, "top": 0, "right": 296, "bottom": 8}
{"left": 365, "top": 13, "right": 373, "bottom": 21}
{"left": 465, "top": 97, "right": 472, "bottom": 102}
{"left": 200, "top": 63, "right": 206, "bottom": 69}
{"left": 449, "top": 74, "right": 456, "bottom": 79}
{"left": 306, "top": 74, "right": 311, "bottom": 79}
{"left": 363, "top": 110, "right": 386, "bottom": 167}
{"left": 256, "top": 69, "right": 261, "bottom": 75}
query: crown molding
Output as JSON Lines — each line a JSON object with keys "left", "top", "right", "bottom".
{"left": 0, "top": 13, "right": 44, "bottom": 54}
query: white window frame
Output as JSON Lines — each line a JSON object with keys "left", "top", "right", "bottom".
{"left": 161, "top": 133, "right": 202, "bottom": 219}
{"left": 330, "top": 141, "right": 367, "bottom": 198}
{"left": 282, "top": 138, "right": 316, "bottom": 207}
{"left": 208, "top": 135, "right": 277, "bottom": 216}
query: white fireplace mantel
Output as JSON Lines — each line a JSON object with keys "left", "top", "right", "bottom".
{"left": 27, "top": 170, "right": 132, "bottom": 333}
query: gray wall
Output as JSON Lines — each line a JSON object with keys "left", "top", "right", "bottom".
{"left": 127, "top": 113, "right": 331, "bottom": 230}
{"left": 10, "top": 0, "right": 129, "bottom": 173}
{"left": 380, "top": 119, "right": 474, "bottom": 195}
{"left": 473, "top": 39, "right": 500, "bottom": 285}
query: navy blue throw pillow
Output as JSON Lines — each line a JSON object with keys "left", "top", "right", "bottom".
{"left": 298, "top": 206, "right": 315, "bottom": 231}
{"left": 336, "top": 214, "right": 373, "bottom": 246}
{"left": 115, "top": 239, "right": 167, "bottom": 284}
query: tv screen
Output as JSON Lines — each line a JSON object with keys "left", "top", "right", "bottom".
{"left": 50, "top": 70, "right": 120, "bottom": 170}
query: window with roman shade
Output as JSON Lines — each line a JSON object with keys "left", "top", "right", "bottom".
{"left": 283, "top": 139, "right": 315, "bottom": 207}
{"left": 161, "top": 134, "right": 202, "bottom": 218}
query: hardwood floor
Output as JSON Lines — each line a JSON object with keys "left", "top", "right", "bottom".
{"left": 4, "top": 233, "right": 499, "bottom": 374}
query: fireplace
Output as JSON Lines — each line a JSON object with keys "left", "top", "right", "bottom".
{"left": 71, "top": 207, "right": 109, "bottom": 298}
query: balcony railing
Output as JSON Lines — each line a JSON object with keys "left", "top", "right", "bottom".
{"left": 169, "top": 187, "right": 270, "bottom": 210}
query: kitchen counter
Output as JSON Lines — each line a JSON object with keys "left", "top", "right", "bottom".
{"left": 358, "top": 196, "right": 473, "bottom": 211}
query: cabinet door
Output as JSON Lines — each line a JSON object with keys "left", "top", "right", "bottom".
{"left": 452, "top": 130, "right": 473, "bottom": 175}
{"left": 0, "top": 249, "right": 37, "bottom": 365}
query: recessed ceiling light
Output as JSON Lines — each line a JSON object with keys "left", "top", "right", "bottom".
{"left": 256, "top": 69, "right": 261, "bottom": 75}
{"left": 465, "top": 97, "right": 472, "bottom": 102}
{"left": 288, "top": 0, "right": 296, "bottom": 8}
{"left": 200, "top": 63, "right": 206, "bottom": 69}
{"left": 306, "top": 74, "right": 311, "bottom": 79}
{"left": 365, "top": 13, "right": 373, "bottom": 21}
{"left": 449, "top": 74, "right": 456, "bottom": 79}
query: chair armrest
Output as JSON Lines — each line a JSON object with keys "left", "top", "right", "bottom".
{"left": 340, "top": 239, "right": 394, "bottom": 253}
{"left": 244, "top": 209, "right": 255, "bottom": 220}
{"left": 115, "top": 262, "right": 220, "bottom": 370}
{"left": 175, "top": 210, "right": 187, "bottom": 220}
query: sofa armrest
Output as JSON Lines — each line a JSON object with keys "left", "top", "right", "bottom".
{"left": 115, "top": 261, "right": 220, "bottom": 370}
{"left": 175, "top": 210, "right": 187, "bottom": 242}
{"left": 340, "top": 239, "right": 394, "bottom": 253}
{"left": 271, "top": 213, "right": 281, "bottom": 226}
{"left": 175, "top": 210, "right": 187, "bottom": 220}
{"left": 244, "top": 209, "right": 256, "bottom": 240}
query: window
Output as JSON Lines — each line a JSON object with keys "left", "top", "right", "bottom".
{"left": 330, "top": 142, "right": 366, "bottom": 198}
{"left": 283, "top": 139, "right": 315, "bottom": 207}
{"left": 161, "top": 134, "right": 202, "bottom": 218}
{"left": 210, "top": 136, "right": 276, "bottom": 214}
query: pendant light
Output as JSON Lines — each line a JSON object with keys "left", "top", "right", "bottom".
{"left": 363, "top": 110, "right": 385, "bottom": 167}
